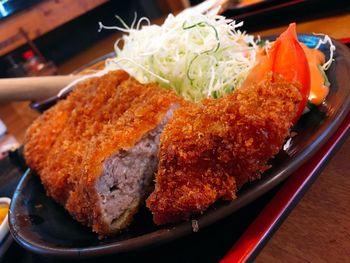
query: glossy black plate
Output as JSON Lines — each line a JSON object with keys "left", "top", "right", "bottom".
{"left": 8, "top": 36, "right": 350, "bottom": 258}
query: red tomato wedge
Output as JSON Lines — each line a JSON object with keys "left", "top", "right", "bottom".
{"left": 272, "top": 23, "right": 310, "bottom": 121}
{"left": 243, "top": 23, "right": 311, "bottom": 123}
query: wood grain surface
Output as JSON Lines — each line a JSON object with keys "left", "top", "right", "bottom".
{"left": 256, "top": 137, "right": 350, "bottom": 262}
{"left": 252, "top": 13, "right": 350, "bottom": 39}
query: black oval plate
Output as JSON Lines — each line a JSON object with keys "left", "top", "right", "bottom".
{"left": 8, "top": 36, "right": 350, "bottom": 258}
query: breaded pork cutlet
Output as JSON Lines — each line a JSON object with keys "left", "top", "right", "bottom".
{"left": 24, "top": 73, "right": 116, "bottom": 172}
{"left": 24, "top": 70, "right": 185, "bottom": 236}
{"left": 146, "top": 76, "right": 302, "bottom": 224}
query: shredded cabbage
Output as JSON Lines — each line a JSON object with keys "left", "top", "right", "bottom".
{"left": 100, "top": 11, "right": 257, "bottom": 102}
{"left": 313, "top": 33, "right": 336, "bottom": 71}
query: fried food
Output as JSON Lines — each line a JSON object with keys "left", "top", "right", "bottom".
{"left": 24, "top": 70, "right": 185, "bottom": 236}
{"left": 146, "top": 76, "right": 302, "bottom": 224}
{"left": 25, "top": 69, "right": 302, "bottom": 232}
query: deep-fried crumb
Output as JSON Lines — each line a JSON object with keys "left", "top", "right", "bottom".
{"left": 146, "top": 76, "right": 302, "bottom": 224}
{"left": 24, "top": 70, "right": 185, "bottom": 235}
{"left": 24, "top": 74, "right": 112, "bottom": 172}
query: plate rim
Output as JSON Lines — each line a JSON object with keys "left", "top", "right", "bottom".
{"left": 8, "top": 35, "right": 350, "bottom": 258}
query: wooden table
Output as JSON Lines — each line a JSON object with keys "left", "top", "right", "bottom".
{"left": 227, "top": 12, "right": 350, "bottom": 262}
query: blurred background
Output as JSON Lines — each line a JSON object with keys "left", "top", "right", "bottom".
{"left": 0, "top": 0, "right": 349, "bottom": 79}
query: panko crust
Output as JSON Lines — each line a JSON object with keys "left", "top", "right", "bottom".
{"left": 24, "top": 70, "right": 185, "bottom": 235}
{"left": 146, "top": 76, "right": 302, "bottom": 224}
{"left": 23, "top": 73, "right": 109, "bottom": 172}
{"left": 66, "top": 78, "right": 186, "bottom": 235}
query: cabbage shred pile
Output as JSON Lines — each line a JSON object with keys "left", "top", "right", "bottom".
{"left": 101, "top": 11, "right": 257, "bottom": 102}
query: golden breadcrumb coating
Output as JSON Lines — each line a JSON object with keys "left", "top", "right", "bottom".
{"left": 24, "top": 74, "right": 110, "bottom": 172}
{"left": 24, "top": 70, "right": 185, "bottom": 235}
{"left": 146, "top": 76, "right": 302, "bottom": 224}
{"left": 66, "top": 78, "right": 186, "bottom": 235}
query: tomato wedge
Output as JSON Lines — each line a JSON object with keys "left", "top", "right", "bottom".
{"left": 243, "top": 23, "right": 311, "bottom": 123}
{"left": 272, "top": 23, "right": 310, "bottom": 122}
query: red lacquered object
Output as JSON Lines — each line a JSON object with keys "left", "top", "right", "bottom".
{"left": 221, "top": 112, "right": 350, "bottom": 263}
{"left": 221, "top": 38, "right": 350, "bottom": 262}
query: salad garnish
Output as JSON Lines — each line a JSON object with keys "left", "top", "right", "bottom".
{"left": 99, "top": 11, "right": 257, "bottom": 102}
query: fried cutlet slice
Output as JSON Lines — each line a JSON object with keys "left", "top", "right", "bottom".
{"left": 24, "top": 70, "right": 185, "bottom": 236}
{"left": 24, "top": 73, "right": 123, "bottom": 172}
{"left": 65, "top": 83, "right": 186, "bottom": 236}
{"left": 38, "top": 71, "right": 140, "bottom": 204}
{"left": 146, "top": 76, "right": 302, "bottom": 224}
